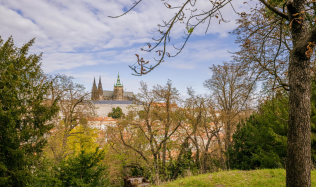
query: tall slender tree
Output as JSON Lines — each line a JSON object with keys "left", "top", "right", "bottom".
{"left": 204, "top": 62, "right": 255, "bottom": 168}
{"left": 0, "top": 36, "right": 59, "bottom": 186}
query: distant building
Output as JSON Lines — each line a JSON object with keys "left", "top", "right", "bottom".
{"left": 90, "top": 72, "right": 139, "bottom": 117}
{"left": 91, "top": 72, "right": 134, "bottom": 101}
{"left": 93, "top": 100, "right": 137, "bottom": 117}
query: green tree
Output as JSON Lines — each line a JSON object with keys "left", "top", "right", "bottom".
{"left": 67, "top": 124, "right": 100, "bottom": 156}
{"left": 45, "top": 75, "right": 95, "bottom": 161}
{"left": 29, "top": 148, "right": 110, "bottom": 187}
{"left": 228, "top": 115, "right": 287, "bottom": 170}
{"left": 108, "top": 107, "right": 125, "bottom": 119}
{"left": 228, "top": 87, "right": 316, "bottom": 170}
{"left": 0, "top": 36, "right": 59, "bottom": 186}
{"left": 57, "top": 148, "right": 110, "bottom": 187}
{"left": 27, "top": 158, "right": 61, "bottom": 187}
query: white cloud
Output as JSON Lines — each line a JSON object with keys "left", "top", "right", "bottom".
{"left": 0, "top": 0, "right": 256, "bottom": 95}
{"left": 0, "top": 0, "right": 250, "bottom": 69}
{"left": 42, "top": 53, "right": 97, "bottom": 72}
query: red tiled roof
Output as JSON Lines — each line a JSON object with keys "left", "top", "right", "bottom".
{"left": 88, "top": 117, "right": 116, "bottom": 122}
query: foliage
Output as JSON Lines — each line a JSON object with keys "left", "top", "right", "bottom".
{"left": 106, "top": 81, "right": 186, "bottom": 183}
{"left": 105, "top": 81, "right": 228, "bottom": 184}
{"left": 0, "top": 36, "right": 59, "bottom": 186}
{"left": 27, "top": 158, "right": 61, "bottom": 187}
{"left": 115, "top": 0, "right": 316, "bottom": 184}
{"left": 228, "top": 87, "right": 316, "bottom": 170}
{"left": 29, "top": 148, "right": 110, "bottom": 187}
{"left": 44, "top": 74, "right": 95, "bottom": 161}
{"left": 57, "top": 147, "right": 110, "bottom": 187}
{"left": 67, "top": 124, "right": 100, "bottom": 155}
{"left": 117, "top": 0, "right": 316, "bottom": 184}
{"left": 108, "top": 107, "right": 125, "bottom": 119}
{"left": 231, "top": 1, "right": 316, "bottom": 185}
{"left": 228, "top": 115, "right": 287, "bottom": 170}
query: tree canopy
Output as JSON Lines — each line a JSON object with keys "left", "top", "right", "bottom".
{"left": 229, "top": 86, "right": 316, "bottom": 170}
{"left": 0, "top": 36, "right": 59, "bottom": 186}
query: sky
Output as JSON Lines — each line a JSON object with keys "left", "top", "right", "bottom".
{"left": 0, "top": 0, "right": 257, "bottom": 97}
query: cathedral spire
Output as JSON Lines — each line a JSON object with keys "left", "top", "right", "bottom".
{"left": 115, "top": 72, "right": 122, "bottom": 87}
{"left": 97, "top": 76, "right": 103, "bottom": 100}
{"left": 91, "top": 77, "right": 98, "bottom": 100}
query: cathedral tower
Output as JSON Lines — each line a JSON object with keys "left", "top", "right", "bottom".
{"left": 113, "top": 72, "right": 124, "bottom": 100}
{"left": 97, "top": 76, "right": 103, "bottom": 100}
{"left": 91, "top": 77, "right": 98, "bottom": 100}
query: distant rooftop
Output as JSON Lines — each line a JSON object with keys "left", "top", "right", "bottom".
{"left": 88, "top": 116, "right": 116, "bottom": 122}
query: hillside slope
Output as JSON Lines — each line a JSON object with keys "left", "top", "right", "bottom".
{"left": 159, "top": 169, "right": 316, "bottom": 187}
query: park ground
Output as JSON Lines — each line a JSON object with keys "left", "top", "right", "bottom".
{"left": 158, "top": 169, "right": 316, "bottom": 187}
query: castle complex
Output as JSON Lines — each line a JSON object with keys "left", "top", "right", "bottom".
{"left": 91, "top": 73, "right": 137, "bottom": 117}
{"left": 91, "top": 73, "right": 134, "bottom": 101}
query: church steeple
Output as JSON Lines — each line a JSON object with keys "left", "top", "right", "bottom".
{"left": 91, "top": 77, "right": 98, "bottom": 100}
{"left": 97, "top": 76, "right": 103, "bottom": 100}
{"left": 113, "top": 72, "right": 124, "bottom": 101}
{"left": 115, "top": 72, "right": 123, "bottom": 87}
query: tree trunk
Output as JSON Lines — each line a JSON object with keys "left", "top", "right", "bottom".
{"left": 287, "top": 52, "right": 311, "bottom": 187}
{"left": 216, "top": 133, "right": 225, "bottom": 170}
{"left": 286, "top": 1, "right": 311, "bottom": 186}
{"left": 162, "top": 139, "right": 166, "bottom": 171}
{"left": 225, "top": 121, "right": 231, "bottom": 170}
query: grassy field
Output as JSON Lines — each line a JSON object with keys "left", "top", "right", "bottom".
{"left": 158, "top": 169, "right": 316, "bottom": 187}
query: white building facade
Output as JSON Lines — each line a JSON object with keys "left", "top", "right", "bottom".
{"left": 93, "top": 100, "right": 141, "bottom": 117}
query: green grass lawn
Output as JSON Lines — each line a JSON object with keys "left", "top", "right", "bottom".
{"left": 158, "top": 169, "right": 316, "bottom": 187}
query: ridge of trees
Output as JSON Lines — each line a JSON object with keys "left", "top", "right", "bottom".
{"left": 105, "top": 65, "right": 254, "bottom": 184}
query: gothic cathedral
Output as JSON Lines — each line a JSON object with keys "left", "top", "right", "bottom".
{"left": 91, "top": 72, "right": 134, "bottom": 101}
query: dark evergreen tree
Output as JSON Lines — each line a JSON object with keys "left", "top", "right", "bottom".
{"left": 0, "top": 36, "right": 59, "bottom": 186}
{"left": 228, "top": 115, "right": 287, "bottom": 170}
{"left": 57, "top": 148, "right": 110, "bottom": 187}
{"left": 27, "top": 158, "right": 61, "bottom": 187}
{"left": 228, "top": 86, "right": 316, "bottom": 170}
{"left": 29, "top": 148, "right": 110, "bottom": 187}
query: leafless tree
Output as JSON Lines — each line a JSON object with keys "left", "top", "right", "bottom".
{"left": 204, "top": 62, "right": 255, "bottom": 169}
{"left": 46, "top": 75, "right": 95, "bottom": 161}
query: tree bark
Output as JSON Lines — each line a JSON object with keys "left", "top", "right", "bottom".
{"left": 286, "top": 1, "right": 311, "bottom": 186}
{"left": 287, "top": 52, "right": 311, "bottom": 187}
